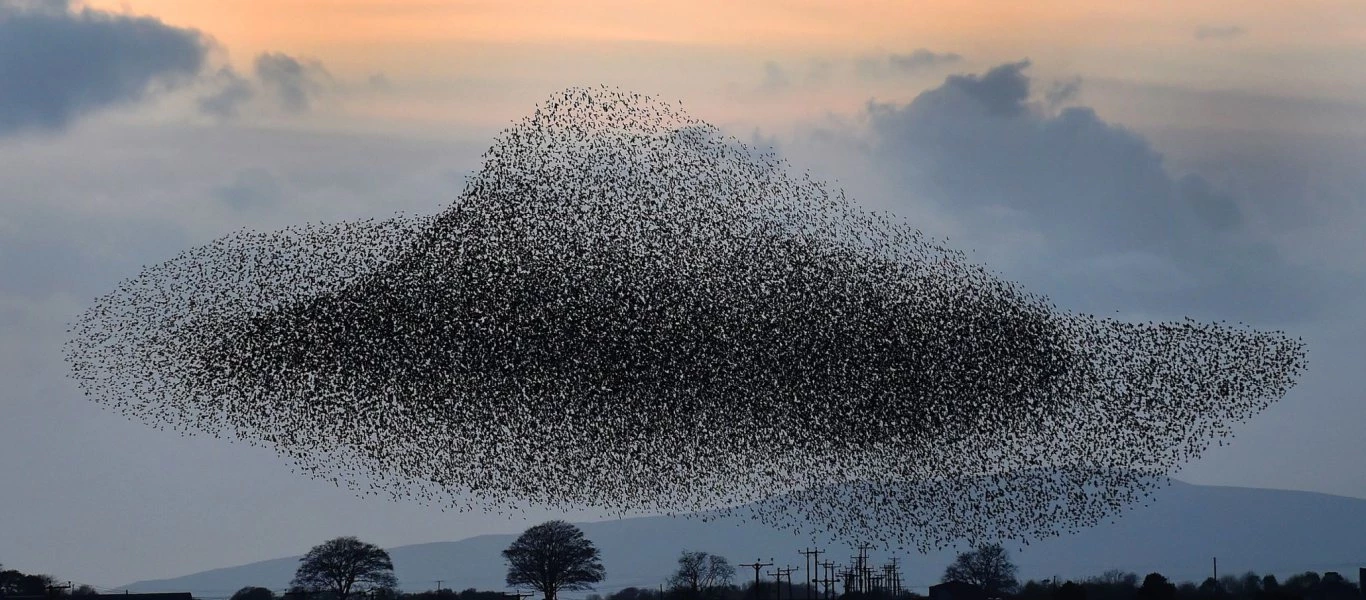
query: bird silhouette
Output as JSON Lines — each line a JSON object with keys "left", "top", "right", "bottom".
{"left": 64, "top": 85, "right": 1306, "bottom": 553}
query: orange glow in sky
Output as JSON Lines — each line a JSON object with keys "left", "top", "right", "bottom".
{"left": 88, "top": 0, "right": 1366, "bottom": 74}
{"left": 78, "top": 0, "right": 1366, "bottom": 130}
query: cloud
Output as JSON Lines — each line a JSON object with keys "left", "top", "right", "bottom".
{"left": 194, "top": 52, "right": 349, "bottom": 118}
{"left": 748, "top": 127, "right": 781, "bottom": 155}
{"left": 254, "top": 52, "right": 333, "bottom": 113}
{"left": 1195, "top": 24, "right": 1246, "bottom": 40}
{"left": 753, "top": 51, "right": 961, "bottom": 96}
{"left": 857, "top": 48, "right": 962, "bottom": 79}
{"left": 0, "top": 0, "right": 209, "bottom": 137}
{"left": 1044, "top": 77, "right": 1082, "bottom": 110}
{"left": 1175, "top": 173, "right": 1242, "bottom": 231}
{"left": 805, "top": 59, "right": 834, "bottom": 86}
{"left": 889, "top": 48, "right": 963, "bottom": 71}
{"left": 197, "top": 66, "right": 255, "bottom": 118}
{"left": 213, "top": 167, "right": 284, "bottom": 211}
{"left": 759, "top": 61, "right": 790, "bottom": 92}
{"left": 903, "top": 59, "right": 1033, "bottom": 117}
{"left": 749, "top": 59, "right": 840, "bottom": 95}
{"left": 856, "top": 60, "right": 1337, "bottom": 321}
{"left": 366, "top": 73, "right": 394, "bottom": 92}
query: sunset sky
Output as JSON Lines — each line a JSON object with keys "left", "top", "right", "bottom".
{"left": 3, "top": 0, "right": 1366, "bottom": 592}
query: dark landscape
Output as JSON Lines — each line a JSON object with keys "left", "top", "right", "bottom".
{"left": 101, "top": 480, "right": 1366, "bottom": 596}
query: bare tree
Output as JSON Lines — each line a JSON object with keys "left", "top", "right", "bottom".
{"left": 668, "top": 551, "right": 736, "bottom": 598}
{"left": 292, "top": 536, "right": 398, "bottom": 600}
{"left": 503, "top": 521, "right": 605, "bottom": 600}
{"left": 942, "top": 543, "right": 1018, "bottom": 597}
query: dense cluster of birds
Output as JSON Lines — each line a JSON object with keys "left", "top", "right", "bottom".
{"left": 66, "top": 86, "right": 1307, "bottom": 552}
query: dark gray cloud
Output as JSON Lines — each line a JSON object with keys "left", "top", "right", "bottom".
{"left": 857, "top": 48, "right": 963, "bottom": 79}
{"left": 1195, "top": 24, "right": 1246, "bottom": 40}
{"left": 861, "top": 60, "right": 1335, "bottom": 321}
{"left": 899, "top": 59, "right": 1033, "bottom": 117}
{"left": 254, "top": 52, "right": 333, "bottom": 113}
{"left": 0, "top": 0, "right": 209, "bottom": 137}
{"left": 1176, "top": 173, "right": 1242, "bottom": 231}
{"left": 865, "top": 61, "right": 1185, "bottom": 247}
{"left": 1044, "top": 77, "right": 1082, "bottom": 110}
{"left": 198, "top": 66, "right": 255, "bottom": 118}
{"left": 198, "top": 53, "right": 352, "bottom": 118}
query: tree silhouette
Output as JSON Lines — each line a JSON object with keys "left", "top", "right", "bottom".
{"left": 503, "top": 521, "right": 606, "bottom": 600}
{"left": 1198, "top": 578, "right": 1222, "bottom": 598}
{"left": 1056, "top": 581, "right": 1087, "bottom": 600}
{"left": 943, "top": 543, "right": 1019, "bottom": 596}
{"left": 1138, "top": 573, "right": 1177, "bottom": 600}
{"left": 669, "top": 551, "right": 735, "bottom": 599}
{"left": 292, "top": 536, "right": 398, "bottom": 600}
{"left": 1283, "top": 572, "right": 1321, "bottom": 596}
{"left": 0, "top": 565, "right": 58, "bottom": 596}
{"left": 231, "top": 587, "right": 277, "bottom": 600}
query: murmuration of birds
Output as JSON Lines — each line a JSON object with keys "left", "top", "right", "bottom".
{"left": 65, "top": 86, "right": 1307, "bottom": 552}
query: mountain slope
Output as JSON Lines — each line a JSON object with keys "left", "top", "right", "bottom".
{"left": 124, "top": 480, "right": 1366, "bottom": 596}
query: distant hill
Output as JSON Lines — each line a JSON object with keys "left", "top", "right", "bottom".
{"left": 123, "top": 480, "right": 1366, "bottom": 597}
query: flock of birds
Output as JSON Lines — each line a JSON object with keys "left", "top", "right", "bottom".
{"left": 65, "top": 86, "right": 1307, "bottom": 552}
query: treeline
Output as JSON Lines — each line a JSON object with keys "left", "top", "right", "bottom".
{"left": 582, "top": 572, "right": 1364, "bottom": 600}
{"left": 227, "top": 587, "right": 513, "bottom": 600}
{"left": 589, "top": 581, "right": 834, "bottom": 600}
{"left": 1, "top": 565, "right": 99, "bottom": 597}
{"left": 1017, "top": 571, "right": 1362, "bottom": 600}
{"left": 225, "top": 572, "right": 1366, "bottom": 600}
{"left": 6, "top": 529, "right": 1363, "bottom": 600}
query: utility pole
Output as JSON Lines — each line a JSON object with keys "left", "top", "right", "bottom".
{"left": 769, "top": 567, "right": 795, "bottom": 600}
{"left": 1213, "top": 557, "right": 1218, "bottom": 582}
{"left": 800, "top": 548, "right": 824, "bottom": 600}
{"left": 888, "top": 557, "right": 902, "bottom": 597}
{"left": 742, "top": 559, "right": 774, "bottom": 600}
{"left": 780, "top": 566, "right": 797, "bottom": 600}
{"left": 817, "top": 561, "right": 835, "bottom": 600}
{"left": 435, "top": 581, "right": 445, "bottom": 594}
{"left": 857, "top": 543, "right": 874, "bottom": 594}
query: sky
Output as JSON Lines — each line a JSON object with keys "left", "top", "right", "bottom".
{"left": 2, "top": 0, "right": 1366, "bottom": 591}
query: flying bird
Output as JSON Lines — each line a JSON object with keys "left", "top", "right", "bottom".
{"left": 65, "top": 86, "right": 1307, "bottom": 552}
